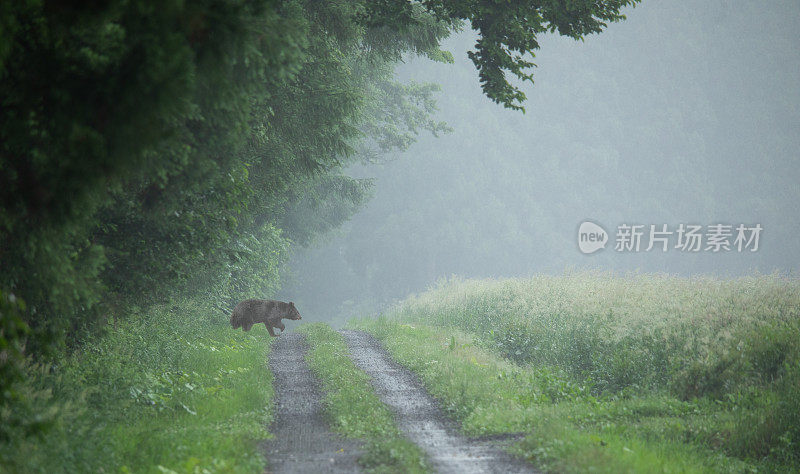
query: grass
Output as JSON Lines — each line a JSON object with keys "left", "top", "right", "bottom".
{"left": 0, "top": 299, "right": 274, "bottom": 473}
{"left": 299, "top": 323, "right": 428, "bottom": 473}
{"left": 351, "top": 271, "right": 800, "bottom": 472}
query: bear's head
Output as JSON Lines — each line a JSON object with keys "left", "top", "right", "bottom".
{"left": 288, "top": 301, "right": 302, "bottom": 320}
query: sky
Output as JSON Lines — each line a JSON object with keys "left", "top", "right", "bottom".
{"left": 281, "top": 0, "right": 800, "bottom": 321}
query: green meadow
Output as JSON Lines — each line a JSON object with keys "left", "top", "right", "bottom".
{"left": 352, "top": 272, "right": 800, "bottom": 472}
{"left": 3, "top": 272, "right": 797, "bottom": 472}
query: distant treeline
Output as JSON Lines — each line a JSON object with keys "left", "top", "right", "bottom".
{"left": 0, "top": 0, "right": 636, "bottom": 376}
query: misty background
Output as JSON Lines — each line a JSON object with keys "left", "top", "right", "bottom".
{"left": 280, "top": 0, "right": 800, "bottom": 322}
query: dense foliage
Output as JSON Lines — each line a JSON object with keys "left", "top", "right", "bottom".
{"left": 0, "top": 0, "right": 638, "bottom": 450}
{"left": 1, "top": 0, "right": 637, "bottom": 348}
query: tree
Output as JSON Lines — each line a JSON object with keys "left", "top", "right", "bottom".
{"left": 0, "top": 0, "right": 639, "bottom": 356}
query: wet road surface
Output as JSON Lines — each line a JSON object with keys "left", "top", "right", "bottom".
{"left": 341, "top": 330, "right": 534, "bottom": 474}
{"left": 263, "top": 330, "right": 535, "bottom": 473}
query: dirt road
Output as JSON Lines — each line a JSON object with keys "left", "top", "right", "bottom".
{"left": 264, "top": 330, "right": 534, "bottom": 473}
{"left": 341, "top": 330, "right": 533, "bottom": 474}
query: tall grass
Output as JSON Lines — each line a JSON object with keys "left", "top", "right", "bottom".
{"left": 390, "top": 272, "right": 800, "bottom": 394}
{"left": 364, "top": 271, "right": 800, "bottom": 467}
{"left": 353, "top": 322, "right": 758, "bottom": 472}
{"left": 0, "top": 300, "right": 273, "bottom": 473}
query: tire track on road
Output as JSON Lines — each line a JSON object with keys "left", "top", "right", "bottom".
{"left": 262, "top": 333, "right": 363, "bottom": 473}
{"left": 341, "top": 330, "right": 535, "bottom": 474}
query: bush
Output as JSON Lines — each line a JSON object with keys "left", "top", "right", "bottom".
{"left": 0, "top": 299, "right": 273, "bottom": 472}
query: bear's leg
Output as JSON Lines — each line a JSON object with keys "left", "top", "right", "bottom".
{"left": 267, "top": 325, "right": 277, "bottom": 337}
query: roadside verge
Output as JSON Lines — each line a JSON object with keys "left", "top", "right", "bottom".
{"left": 300, "top": 323, "right": 428, "bottom": 473}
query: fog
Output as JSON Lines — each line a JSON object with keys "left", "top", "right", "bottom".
{"left": 280, "top": 0, "right": 800, "bottom": 322}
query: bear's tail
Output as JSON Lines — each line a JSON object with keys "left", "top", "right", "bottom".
{"left": 230, "top": 310, "right": 242, "bottom": 329}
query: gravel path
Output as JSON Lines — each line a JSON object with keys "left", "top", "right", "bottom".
{"left": 262, "top": 333, "right": 362, "bottom": 473}
{"left": 341, "top": 330, "right": 535, "bottom": 474}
